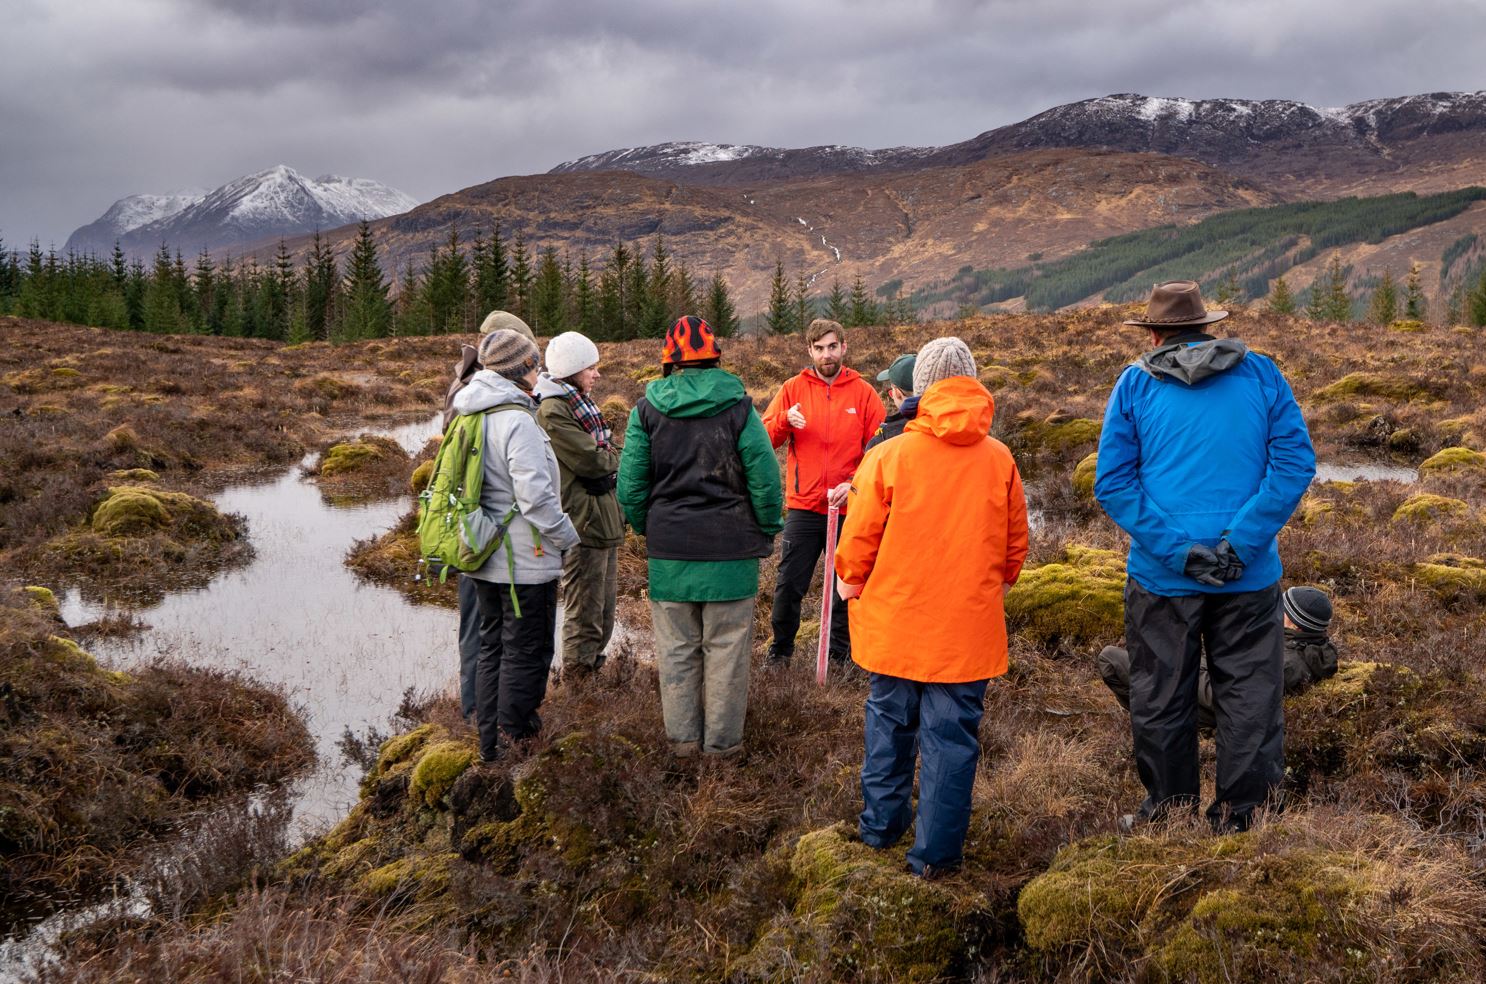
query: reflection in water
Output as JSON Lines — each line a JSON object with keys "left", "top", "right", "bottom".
{"left": 58, "top": 415, "right": 454, "bottom": 835}
{"left": 1313, "top": 461, "right": 1418, "bottom": 484}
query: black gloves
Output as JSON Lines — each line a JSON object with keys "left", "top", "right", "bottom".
{"left": 1183, "top": 544, "right": 1225, "bottom": 587}
{"left": 1212, "top": 538, "right": 1245, "bottom": 583}
{"left": 578, "top": 473, "right": 617, "bottom": 496}
{"left": 1184, "top": 539, "right": 1244, "bottom": 587}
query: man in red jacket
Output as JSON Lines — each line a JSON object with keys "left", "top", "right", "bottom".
{"left": 761, "top": 319, "right": 886, "bottom": 669}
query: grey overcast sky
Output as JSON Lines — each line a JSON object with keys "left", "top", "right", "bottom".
{"left": 3, "top": 0, "right": 1483, "bottom": 246}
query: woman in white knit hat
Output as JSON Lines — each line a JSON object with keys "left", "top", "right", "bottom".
{"left": 533, "top": 331, "right": 623, "bottom": 685}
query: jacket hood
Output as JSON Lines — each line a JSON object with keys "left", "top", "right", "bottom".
{"left": 451, "top": 369, "right": 536, "bottom": 413}
{"left": 643, "top": 367, "right": 747, "bottom": 418}
{"left": 531, "top": 373, "right": 568, "bottom": 401}
{"left": 1137, "top": 337, "right": 1249, "bottom": 385}
{"left": 904, "top": 376, "right": 994, "bottom": 446}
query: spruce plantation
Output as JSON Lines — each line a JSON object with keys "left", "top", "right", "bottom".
{"left": 6, "top": 298, "right": 1486, "bottom": 981}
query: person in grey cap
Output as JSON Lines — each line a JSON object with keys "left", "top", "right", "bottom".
{"left": 1097, "top": 585, "right": 1338, "bottom": 726}
{"left": 444, "top": 311, "right": 536, "bottom": 723}
{"left": 451, "top": 327, "right": 580, "bottom": 763}
{"left": 866, "top": 353, "right": 918, "bottom": 451}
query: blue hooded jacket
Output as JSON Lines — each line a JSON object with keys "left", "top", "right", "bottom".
{"left": 1094, "top": 334, "right": 1315, "bottom": 596}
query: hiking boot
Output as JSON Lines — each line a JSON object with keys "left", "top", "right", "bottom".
{"left": 904, "top": 861, "right": 959, "bottom": 882}
{"left": 762, "top": 646, "right": 793, "bottom": 671}
{"left": 703, "top": 743, "right": 744, "bottom": 761}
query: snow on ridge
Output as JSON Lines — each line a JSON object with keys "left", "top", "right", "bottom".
{"left": 99, "top": 189, "right": 207, "bottom": 234}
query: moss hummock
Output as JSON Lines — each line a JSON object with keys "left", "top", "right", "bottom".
{"left": 1312, "top": 371, "right": 1439, "bottom": 403}
{"left": 1412, "top": 554, "right": 1486, "bottom": 602}
{"left": 407, "top": 740, "right": 475, "bottom": 809}
{"left": 1019, "top": 821, "right": 1485, "bottom": 983}
{"left": 1420, "top": 446, "right": 1486, "bottom": 475}
{"left": 1005, "top": 545, "right": 1125, "bottom": 648}
{"left": 1391, "top": 493, "right": 1471, "bottom": 524}
{"left": 736, "top": 824, "right": 995, "bottom": 983}
{"left": 1070, "top": 452, "right": 1098, "bottom": 499}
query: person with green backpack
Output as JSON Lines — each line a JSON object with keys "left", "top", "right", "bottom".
{"left": 447, "top": 327, "right": 579, "bottom": 762}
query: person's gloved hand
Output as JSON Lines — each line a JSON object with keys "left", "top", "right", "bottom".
{"left": 1213, "top": 538, "right": 1245, "bottom": 582}
{"left": 1183, "top": 544, "right": 1224, "bottom": 587}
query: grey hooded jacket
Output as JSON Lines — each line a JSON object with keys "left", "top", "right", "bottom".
{"left": 450, "top": 370, "right": 580, "bottom": 584}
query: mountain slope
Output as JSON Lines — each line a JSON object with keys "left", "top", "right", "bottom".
{"left": 67, "top": 166, "right": 419, "bottom": 259}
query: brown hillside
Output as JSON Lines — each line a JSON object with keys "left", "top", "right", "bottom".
{"left": 256, "top": 150, "right": 1272, "bottom": 313}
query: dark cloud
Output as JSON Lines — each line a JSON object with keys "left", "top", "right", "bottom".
{"left": 3, "top": 0, "right": 1483, "bottom": 245}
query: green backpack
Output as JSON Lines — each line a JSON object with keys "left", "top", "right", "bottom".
{"left": 415, "top": 405, "right": 533, "bottom": 608}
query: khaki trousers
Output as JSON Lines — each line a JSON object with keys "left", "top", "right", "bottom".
{"left": 650, "top": 597, "right": 755, "bottom": 754}
{"left": 561, "top": 544, "right": 618, "bottom": 671}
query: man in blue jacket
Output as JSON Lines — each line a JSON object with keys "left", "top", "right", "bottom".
{"left": 1094, "top": 280, "right": 1315, "bottom": 833}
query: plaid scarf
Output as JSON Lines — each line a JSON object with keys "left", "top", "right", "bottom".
{"left": 558, "top": 378, "right": 613, "bottom": 450}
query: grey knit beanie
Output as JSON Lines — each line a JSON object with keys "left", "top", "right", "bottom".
{"left": 478, "top": 328, "right": 541, "bottom": 380}
{"left": 912, "top": 336, "right": 977, "bottom": 395}
{"left": 478, "top": 310, "right": 536, "bottom": 342}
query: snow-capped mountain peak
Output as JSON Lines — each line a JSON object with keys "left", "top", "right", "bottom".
{"left": 66, "top": 166, "right": 419, "bottom": 257}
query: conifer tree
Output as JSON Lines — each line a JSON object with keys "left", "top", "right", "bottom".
{"left": 1307, "top": 255, "right": 1351, "bottom": 322}
{"left": 1367, "top": 270, "right": 1398, "bottom": 325}
{"left": 1468, "top": 265, "right": 1486, "bottom": 327}
{"left": 793, "top": 272, "right": 814, "bottom": 331}
{"left": 765, "top": 260, "right": 795, "bottom": 334}
{"left": 672, "top": 263, "right": 698, "bottom": 320}
{"left": 1404, "top": 262, "right": 1426, "bottom": 321}
{"left": 703, "top": 272, "right": 739, "bottom": 336}
{"left": 825, "top": 277, "right": 850, "bottom": 323}
{"left": 1267, "top": 275, "right": 1296, "bottom": 315}
{"left": 626, "top": 248, "right": 652, "bottom": 337}
{"left": 340, "top": 220, "right": 392, "bottom": 340}
{"left": 473, "top": 224, "right": 510, "bottom": 319}
{"left": 125, "top": 258, "right": 147, "bottom": 331}
{"left": 509, "top": 233, "right": 532, "bottom": 321}
{"left": 143, "top": 243, "right": 183, "bottom": 332}
{"left": 424, "top": 225, "right": 470, "bottom": 333}
{"left": 574, "top": 252, "right": 596, "bottom": 337}
{"left": 194, "top": 249, "right": 220, "bottom": 334}
{"left": 847, "top": 273, "right": 879, "bottom": 328}
{"left": 110, "top": 242, "right": 127, "bottom": 292}
{"left": 530, "top": 246, "right": 568, "bottom": 335}
{"left": 597, "top": 242, "right": 631, "bottom": 341}
{"left": 641, "top": 235, "right": 672, "bottom": 335}
{"left": 395, "top": 259, "right": 432, "bottom": 336}
{"left": 303, "top": 232, "right": 340, "bottom": 341}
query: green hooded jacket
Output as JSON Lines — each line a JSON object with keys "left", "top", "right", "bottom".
{"left": 618, "top": 367, "right": 783, "bottom": 602}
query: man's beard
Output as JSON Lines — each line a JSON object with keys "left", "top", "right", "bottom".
{"left": 815, "top": 360, "right": 840, "bottom": 376}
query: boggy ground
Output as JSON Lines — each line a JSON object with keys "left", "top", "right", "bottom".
{"left": 15, "top": 308, "right": 1486, "bottom": 981}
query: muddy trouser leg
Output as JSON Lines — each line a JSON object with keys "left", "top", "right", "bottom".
{"left": 1202, "top": 582, "right": 1285, "bottom": 831}
{"left": 651, "top": 600, "right": 705, "bottom": 745}
{"left": 457, "top": 574, "right": 481, "bottom": 720}
{"left": 472, "top": 578, "right": 509, "bottom": 762}
{"left": 1125, "top": 580, "right": 1204, "bottom": 820}
{"left": 859, "top": 672, "right": 921, "bottom": 849}
{"left": 1096, "top": 645, "right": 1132, "bottom": 712}
{"left": 768, "top": 509, "right": 825, "bottom": 661}
{"left": 908, "top": 679, "right": 988, "bottom": 873}
{"left": 494, "top": 581, "right": 558, "bottom": 742}
{"left": 561, "top": 544, "right": 616, "bottom": 672}
{"left": 699, "top": 596, "right": 755, "bottom": 753}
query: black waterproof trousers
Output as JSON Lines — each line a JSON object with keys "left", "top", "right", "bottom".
{"left": 1125, "top": 579, "right": 1284, "bottom": 831}
{"left": 472, "top": 579, "right": 558, "bottom": 761}
{"left": 768, "top": 509, "right": 850, "bottom": 661}
{"left": 457, "top": 574, "right": 482, "bottom": 721}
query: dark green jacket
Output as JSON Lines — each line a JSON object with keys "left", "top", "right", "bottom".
{"left": 618, "top": 367, "right": 783, "bottom": 602}
{"left": 534, "top": 379, "right": 623, "bottom": 549}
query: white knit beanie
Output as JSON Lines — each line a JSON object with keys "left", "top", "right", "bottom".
{"left": 544, "top": 331, "right": 600, "bottom": 380}
{"left": 912, "top": 336, "right": 977, "bottom": 395}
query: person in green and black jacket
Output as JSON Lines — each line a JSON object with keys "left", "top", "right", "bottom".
{"left": 618, "top": 316, "right": 783, "bottom": 759}
{"left": 534, "top": 331, "right": 623, "bottom": 685}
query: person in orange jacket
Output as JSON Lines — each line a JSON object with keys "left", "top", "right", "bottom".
{"left": 760, "top": 319, "right": 886, "bottom": 669}
{"left": 835, "top": 336, "right": 1029, "bottom": 879}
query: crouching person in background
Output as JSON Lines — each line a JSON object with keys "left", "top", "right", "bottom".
{"left": 534, "top": 331, "right": 623, "bottom": 686}
{"left": 617, "top": 316, "right": 783, "bottom": 760}
{"left": 451, "top": 328, "right": 580, "bottom": 763}
{"left": 835, "top": 337, "right": 1028, "bottom": 878}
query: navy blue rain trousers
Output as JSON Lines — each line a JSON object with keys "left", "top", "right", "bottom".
{"left": 859, "top": 672, "right": 988, "bottom": 874}
{"left": 457, "top": 574, "right": 482, "bottom": 721}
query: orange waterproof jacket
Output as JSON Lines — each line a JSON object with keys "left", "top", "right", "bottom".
{"left": 762, "top": 367, "right": 886, "bottom": 514}
{"left": 834, "top": 376, "right": 1029, "bottom": 683}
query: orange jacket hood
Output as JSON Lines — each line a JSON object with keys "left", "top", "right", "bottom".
{"left": 905, "top": 376, "right": 996, "bottom": 446}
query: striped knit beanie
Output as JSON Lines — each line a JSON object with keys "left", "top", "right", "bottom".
{"left": 912, "top": 336, "right": 977, "bottom": 395}
{"left": 1283, "top": 586, "right": 1333, "bottom": 634}
{"left": 478, "top": 328, "right": 540, "bottom": 381}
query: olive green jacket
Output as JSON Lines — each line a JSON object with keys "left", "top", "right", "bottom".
{"left": 535, "top": 380, "right": 623, "bottom": 549}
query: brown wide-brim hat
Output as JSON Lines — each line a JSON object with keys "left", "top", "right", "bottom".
{"left": 1123, "top": 280, "right": 1228, "bottom": 328}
